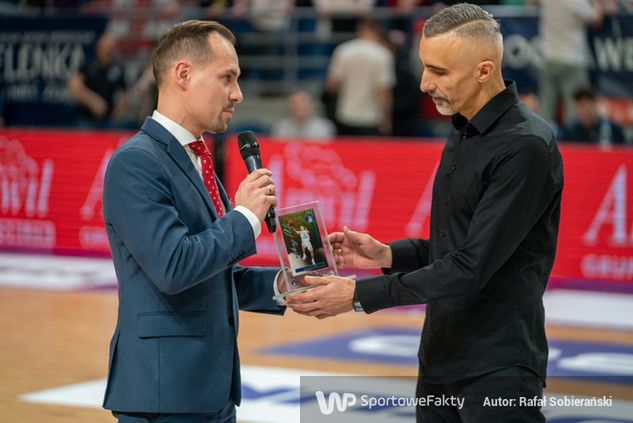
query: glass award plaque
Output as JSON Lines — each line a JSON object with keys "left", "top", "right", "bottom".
{"left": 272, "top": 201, "right": 338, "bottom": 301}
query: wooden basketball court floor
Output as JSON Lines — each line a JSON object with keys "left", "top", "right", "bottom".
{"left": 1, "top": 253, "right": 633, "bottom": 422}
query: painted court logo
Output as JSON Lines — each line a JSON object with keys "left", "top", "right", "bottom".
{"left": 315, "top": 391, "right": 357, "bottom": 415}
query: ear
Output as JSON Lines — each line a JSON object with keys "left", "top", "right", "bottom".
{"left": 476, "top": 60, "right": 495, "bottom": 83}
{"left": 174, "top": 61, "right": 191, "bottom": 89}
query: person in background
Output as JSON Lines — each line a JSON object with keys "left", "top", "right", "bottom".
{"left": 271, "top": 89, "right": 336, "bottom": 141}
{"left": 324, "top": 17, "right": 395, "bottom": 136}
{"left": 559, "top": 86, "right": 627, "bottom": 146}
{"left": 0, "top": 79, "right": 6, "bottom": 128}
{"left": 68, "top": 33, "right": 128, "bottom": 128}
{"left": 538, "top": 0, "right": 609, "bottom": 125}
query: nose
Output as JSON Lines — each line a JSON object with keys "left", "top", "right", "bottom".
{"left": 420, "top": 70, "right": 435, "bottom": 94}
{"left": 231, "top": 81, "right": 243, "bottom": 104}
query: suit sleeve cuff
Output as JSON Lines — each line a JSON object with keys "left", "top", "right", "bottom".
{"left": 234, "top": 206, "right": 262, "bottom": 239}
{"left": 272, "top": 270, "right": 286, "bottom": 306}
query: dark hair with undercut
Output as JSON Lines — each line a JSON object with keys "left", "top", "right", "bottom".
{"left": 152, "top": 20, "right": 236, "bottom": 88}
{"left": 423, "top": 3, "right": 501, "bottom": 42}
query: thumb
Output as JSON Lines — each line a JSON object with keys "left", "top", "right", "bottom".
{"left": 343, "top": 226, "right": 363, "bottom": 244}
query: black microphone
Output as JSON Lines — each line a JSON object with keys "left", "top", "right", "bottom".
{"left": 237, "top": 131, "right": 276, "bottom": 233}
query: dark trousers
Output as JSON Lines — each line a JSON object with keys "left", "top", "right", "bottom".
{"left": 114, "top": 401, "right": 236, "bottom": 423}
{"left": 416, "top": 366, "right": 545, "bottom": 423}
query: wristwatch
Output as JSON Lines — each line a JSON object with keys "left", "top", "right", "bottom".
{"left": 352, "top": 289, "right": 364, "bottom": 313}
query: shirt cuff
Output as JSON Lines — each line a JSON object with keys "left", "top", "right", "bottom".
{"left": 234, "top": 206, "right": 262, "bottom": 239}
{"left": 273, "top": 270, "right": 286, "bottom": 306}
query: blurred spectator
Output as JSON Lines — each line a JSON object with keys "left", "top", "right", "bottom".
{"left": 271, "top": 89, "right": 336, "bottom": 140}
{"left": 519, "top": 91, "right": 542, "bottom": 115}
{"left": 313, "top": 0, "right": 375, "bottom": 35}
{"left": 232, "top": 0, "right": 293, "bottom": 83}
{"left": 538, "top": 0, "right": 605, "bottom": 125}
{"left": 0, "top": 79, "right": 5, "bottom": 128}
{"left": 559, "top": 86, "right": 627, "bottom": 146}
{"left": 385, "top": 31, "right": 423, "bottom": 137}
{"left": 68, "top": 33, "right": 128, "bottom": 128}
{"left": 126, "top": 59, "right": 158, "bottom": 126}
{"left": 324, "top": 17, "right": 395, "bottom": 136}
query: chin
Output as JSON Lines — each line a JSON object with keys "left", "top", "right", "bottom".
{"left": 435, "top": 106, "right": 454, "bottom": 116}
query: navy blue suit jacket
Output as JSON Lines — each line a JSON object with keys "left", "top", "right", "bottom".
{"left": 102, "top": 118, "right": 283, "bottom": 413}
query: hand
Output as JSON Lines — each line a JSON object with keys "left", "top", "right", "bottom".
{"left": 234, "top": 168, "right": 277, "bottom": 222}
{"left": 89, "top": 96, "right": 108, "bottom": 118}
{"left": 276, "top": 269, "right": 318, "bottom": 294}
{"left": 328, "top": 226, "right": 392, "bottom": 270}
{"left": 285, "top": 275, "right": 355, "bottom": 319}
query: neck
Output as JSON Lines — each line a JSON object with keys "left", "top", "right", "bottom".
{"left": 156, "top": 94, "right": 200, "bottom": 138}
{"left": 461, "top": 77, "right": 506, "bottom": 121}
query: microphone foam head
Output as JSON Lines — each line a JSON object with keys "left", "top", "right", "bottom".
{"left": 237, "top": 131, "right": 260, "bottom": 159}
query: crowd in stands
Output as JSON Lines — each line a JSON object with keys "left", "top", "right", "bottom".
{"left": 0, "top": 0, "right": 632, "bottom": 146}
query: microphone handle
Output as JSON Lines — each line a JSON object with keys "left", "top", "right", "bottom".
{"left": 265, "top": 207, "right": 277, "bottom": 233}
{"left": 243, "top": 153, "right": 276, "bottom": 233}
{"left": 244, "top": 155, "right": 262, "bottom": 173}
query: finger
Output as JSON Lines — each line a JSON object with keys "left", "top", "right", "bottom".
{"left": 246, "top": 168, "right": 273, "bottom": 181}
{"left": 257, "top": 176, "right": 275, "bottom": 189}
{"left": 328, "top": 232, "right": 345, "bottom": 244}
{"left": 343, "top": 226, "right": 361, "bottom": 243}
{"left": 287, "top": 300, "right": 321, "bottom": 314}
{"left": 286, "top": 288, "right": 320, "bottom": 303}
{"left": 261, "top": 184, "right": 275, "bottom": 196}
{"left": 304, "top": 276, "right": 332, "bottom": 286}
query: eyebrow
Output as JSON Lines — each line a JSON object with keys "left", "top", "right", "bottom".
{"left": 423, "top": 64, "right": 448, "bottom": 73}
{"left": 221, "top": 68, "right": 240, "bottom": 77}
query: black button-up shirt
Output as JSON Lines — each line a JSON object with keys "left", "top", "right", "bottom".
{"left": 356, "top": 81, "right": 564, "bottom": 383}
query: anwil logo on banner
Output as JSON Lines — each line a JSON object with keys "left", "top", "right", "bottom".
{"left": 0, "top": 136, "right": 55, "bottom": 248}
{"left": 581, "top": 164, "right": 633, "bottom": 280}
{"left": 315, "top": 391, "right": 357, "bottom": 415}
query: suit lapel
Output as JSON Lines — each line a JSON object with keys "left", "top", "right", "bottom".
{"left": 140, "top": 118, "right": 219, "bottom": 220}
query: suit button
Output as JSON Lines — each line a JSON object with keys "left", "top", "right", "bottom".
{"left": 451, "top": 164, "right": 457, "bottom": 172}
{"left": 228, "top": 316, "right": 235, "bottom": 325}
{"left": 440, "top": 231, "right": 446, "bottom": 238}
{"left": 430, "top": 331, "right": 435, "bottom": 338}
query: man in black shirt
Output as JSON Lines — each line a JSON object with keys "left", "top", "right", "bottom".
{"left": 68, "top": 33, "right": 128, "bottom": 128}
{"left": 287, "top": 4, "right": 563, "bottom": 422}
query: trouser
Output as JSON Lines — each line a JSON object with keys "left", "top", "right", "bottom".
{"left": 539, "top": 60, "right": 589, "bottom": 125}
{"left": 114, "top": 401, "right": 236, "bottom": 423}
{"left": 416, "top": 366, "right": 545, "bottom": 423}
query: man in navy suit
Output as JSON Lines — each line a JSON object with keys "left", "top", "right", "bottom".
{"left": 102, "top": 20, "right": 286, "bottom": 422}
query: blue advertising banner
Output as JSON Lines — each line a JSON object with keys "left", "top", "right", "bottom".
{"left": 500, "top": 14, "right": 633, "bottom": 123}
{"left": 0, "top": 16, "right": 108, "bottom": 126}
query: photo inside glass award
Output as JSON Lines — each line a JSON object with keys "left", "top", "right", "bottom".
{"left": 274, "top": 201, "right": 338, "bottom": 298}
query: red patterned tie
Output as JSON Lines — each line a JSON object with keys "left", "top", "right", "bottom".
{"left": 189, "top": 140, "right": 225, "bottom": 217}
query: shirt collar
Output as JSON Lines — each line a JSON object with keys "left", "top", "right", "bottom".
{"left": 451, "top": 80, "right": 519, "bottom": 137}
{"left": 151, "top": 110, "right": 198, "bottom": 146}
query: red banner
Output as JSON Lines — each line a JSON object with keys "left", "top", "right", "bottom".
{"left": 0, "top": 129, "right": 130, "bottom": 255}
{"left": 2, "top": 129, "right": 633, "bottom": 284}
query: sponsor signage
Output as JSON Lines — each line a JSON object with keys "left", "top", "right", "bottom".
{"left": 2, "top": 130, "right": 633, "bottom": 283}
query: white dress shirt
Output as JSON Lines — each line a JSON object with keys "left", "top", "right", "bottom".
{"left": 151, "top": 110, "right": 261, "bottom": 239}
